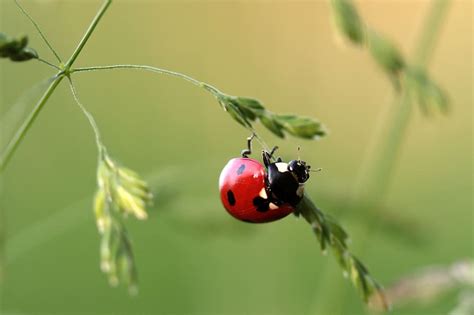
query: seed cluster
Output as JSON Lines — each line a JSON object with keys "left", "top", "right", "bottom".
{"left": 0, "top": 32, "right": 38, "bottom": 62}
{"left": 94, "top": 151, "right": 153, "bottom": 293}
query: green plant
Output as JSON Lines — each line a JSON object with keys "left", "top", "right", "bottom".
{"left": 330, "top": 0, "right": 450, "bottom": 247}
{"left": 331, "top": 0, "right": 448, "bottom": 112}
{"left": 330, "top": 0, "right": 449, "bottom": 201}
{"left": 331, "top": 0, "right": 450, "bottom": 234}
{"left": 0, "top": 0, "right": 390, "bottom": 309}
{"left": 313, "top": 0, "right": 451, "bottom": 313}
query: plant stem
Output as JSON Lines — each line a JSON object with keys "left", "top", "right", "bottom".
{"left": 0, "top": 73, "right": 63, "bottom": 311}
{"left": 356, "top": 87, "right": 411, "bottom": 204}
{"left": 70, "top": 64, "right": 223, "bottom": 96}
{"left": 37, "top": 58, "right": 61, "bottom": 70}
{"left": 67, "top": 77, "right": 103, "bottom": 150}
{"left": 357, "top": 0, "right": 451, "bottom": 205}
{"left": 313, "top": 1, "right": 451, "bottom": 313}
{"left": 70, "top": 65, "right": 272, "bottom": 149}
{"left": 413, "top": 0, "right": 451, "bottom": 67}
{"left": 0, "top": 74, "right": 64, "bottom": 173}
{"left": 350, "top": 0, "right": 450, "bottom": 310}
{"left": 1, "top": 0, "right": 114, "bottom": 174}
{"left": 14, "top": 0, "right": 63, "bottom": 63}
{"left": 64, "top": 0, "right": 112, "bottom": 69}
{"left": 1, "top": 0, "right": 114, "bottom": 305}
{"left": 70, "top": 65, "right": 271, "bottom": 151}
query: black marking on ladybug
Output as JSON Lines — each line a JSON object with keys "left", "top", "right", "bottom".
{"left": 227, "top": 190, "right": 236, "bottom": 206}
{"left": 237, "top": 164, "right": 246, "bottom": 175}
{"left": 253, "top": 196, "right": 269, "bottom": 212}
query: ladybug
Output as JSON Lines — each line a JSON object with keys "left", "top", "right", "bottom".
{"left": 219, "top": 135, "right": 312, "bottom": 223}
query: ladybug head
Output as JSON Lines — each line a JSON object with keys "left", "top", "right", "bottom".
{"left": 288, "top": 160, "right": 311, "bottom": 183}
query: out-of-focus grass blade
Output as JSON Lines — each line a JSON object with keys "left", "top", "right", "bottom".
{"left": 0, "top": 75, "right": 56, "bottom": 151}
{"left": 5, "top": 166, "right": 180, "bottom": 265}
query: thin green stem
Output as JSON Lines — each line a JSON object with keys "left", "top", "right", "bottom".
{"left": 70, "top": 65, "right": 269, "bottom": 149}
{"left": 0, "top": 74, "right": 64, "bottom": 173}
{"left": 71, "top": 64, "right": 223, "bottom": 96}
{"left": 1, "top": 0, "right": 114, "bottom": 304}
{"left": 37, "top": 57, "right": 61, "bottom": 70}
{"left": 357, "top": 87, "right": 411, "bottom": 203}
{"left": 359, "top": 0, "right": 450, "bottom": 200}
{"left": 14, "top": 0, "right": 62, "bottom": 63}
{"left": 314, "top": 1, "right": 451, "bottom": 313}
{"left": 0, "top": 73, "right": 63, "bottom": 305}
{"left": 357, "top": 0, "right": 451, "bottom": 203}
{"left": 0, "top": 0, "right": 114, "bottom": 173}
{"left": 67, "top": 77, "right": 103, "bottom": 150}
{"left": 64, "top": 0, "right": 112, "bottom": 69}
{"left": 413, "top": 0, "right": 451, "bottom": 67}
{"left": 347, "top": 0, "right": 450, "bottom": 311}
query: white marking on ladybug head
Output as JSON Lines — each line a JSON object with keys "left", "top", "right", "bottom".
{"left": 259, "top": 188, "right": 268, "bottom": 199}
{"left": 296, "top": 185, "right": 305, "bottom": 197}
{"left": 269, "top": 202, "right": 279, "bottom": 210}
{"left": 275, "top": 162, "right": 289, "bottom": 173}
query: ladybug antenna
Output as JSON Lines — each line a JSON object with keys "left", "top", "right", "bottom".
{"left": 310, "top": 167, "right": 322, "bottom": 173}
{"left": 297, "top": 146, "right": 301, "bottom": 161}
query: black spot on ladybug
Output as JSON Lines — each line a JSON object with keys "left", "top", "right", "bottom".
{"left": 237, "top": 164, "right": 246, "bottom": 175}
{"left": 227, "top": 190, "right": 236, "bottom": 206}
{"left": 253, "top": 196, "right": 269, "bottom": 212}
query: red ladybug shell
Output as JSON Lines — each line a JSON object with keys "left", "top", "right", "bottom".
{"left": 219, "top": 158, "right": 294, "bottom": 223}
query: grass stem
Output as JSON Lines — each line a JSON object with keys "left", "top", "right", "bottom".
{"left": 13, "top": 0, "right": 62, "bottom": 63}
{"left": 413, "top": 0, "right": 451, "bottom": 67}
{"left": 0, "top": 74, "right": 63, "bottom": 311}
{"left": 1, "top": 0, "right": 114, "bottom": 172}
{"left": 1, "top": 0, "right": 114, "bottom": 174}
{"left": 70, "top": 64, "right": 223, "bottom": 96}
{"left": 357, "top": 0, "right": 451, "bottom": 204}
{"left": 37, "top": 57, "right": 61, "bottom": 70}
{"left": 65, "top": 0, "right": 112, "bottom": 69}
{"left": 0, "top": 74, "right": 64, "bottom": 173}
{"left": 1, "top": 1, "right": 115, "bottom": 299}
{"left": 67, "top": 78, "right": 103, "bottom": 150}
{"left": 313, "top": 1, "right": 451, "bottom": 313}
{"left": 70, "top": 65, "right": 271, "bottom": 149}
{"left": 346, "top": 0, "right": 450, "bottom": 311}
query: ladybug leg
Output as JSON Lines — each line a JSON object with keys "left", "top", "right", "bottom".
{"left": 241, "top": 134, "right": 255, "bottom": 158}
{"left": 263, "top": 151, "right": 272, "bottom": 167}
{"left": 262, "top": 146, "right": 280, "bottom": 166}
{"left": 269, "top": 146, "right": 279, "bottom": 157}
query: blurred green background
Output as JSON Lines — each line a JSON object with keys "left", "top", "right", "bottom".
{"left": 0, "top": 0, "right": 472, "bottom": 314}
